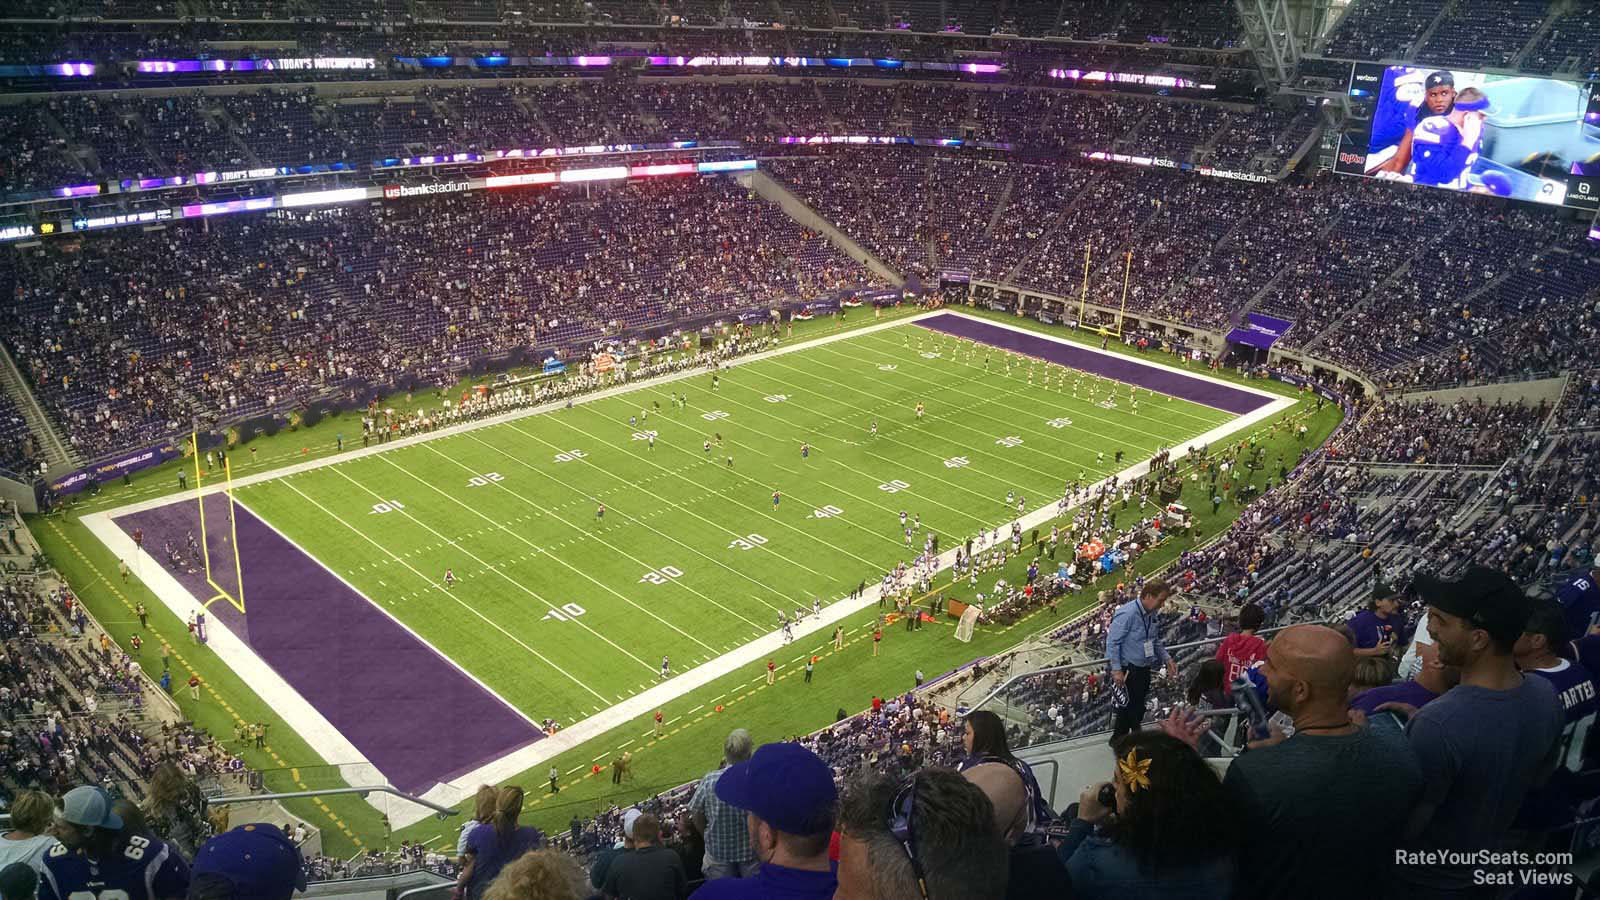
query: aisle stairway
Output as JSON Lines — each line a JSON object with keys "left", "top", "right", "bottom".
{"left": 0, "top": 343, "right": 73, "bottom": 475}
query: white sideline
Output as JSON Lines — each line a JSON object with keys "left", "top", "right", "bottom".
{"left": 83, "top": 310, "right": 1294, "bottom": 829}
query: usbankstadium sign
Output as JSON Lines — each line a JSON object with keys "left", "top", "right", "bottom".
{"left": 383, "top": 181, "right": 473, "bottom": 199}
{"left": 0, "top": 160, "right": 758, "bottom": 243}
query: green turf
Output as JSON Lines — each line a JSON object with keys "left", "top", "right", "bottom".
{"left": 233, "top": 321, "right": 1236, "bottom": 724}
{"left": 36, "top": 306, "right": 1345, "bottom": 855}
{"left": 50, "top": 309, "right": 926, "bottom": 519}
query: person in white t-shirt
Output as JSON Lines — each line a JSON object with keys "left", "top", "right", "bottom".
{"left": 0, "top": 791, "right": 61, "bottom": 873}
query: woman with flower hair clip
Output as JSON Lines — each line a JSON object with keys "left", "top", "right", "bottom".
{"left": 1053, "top": 718, "right": 1236, "bottom": 899}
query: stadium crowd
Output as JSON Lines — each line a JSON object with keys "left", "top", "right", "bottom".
{"left": 3, "top": 330, "right": 1594, "bottom": 899}
{"left": 0, "top": 78, "right": 1313, "bottom": 194}
{"left": 7, "top": 137, "right": 1595, "bottom": 475}
{"left": 2, "top": 4, "right": 1598, "bottom": 898}
{"left": 1328, "top": 398, "right": 1547, "bottom": 466}
{"left": 3, "top": 178, "right": 875, "bottom": 462}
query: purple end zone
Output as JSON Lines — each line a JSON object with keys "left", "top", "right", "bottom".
{"left": 917, "top": 313, "right": 1272, "bottom": 415}
{"left": 115, "top": 493, "right": 542, "bottom": 795}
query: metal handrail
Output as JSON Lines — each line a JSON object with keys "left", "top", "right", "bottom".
{"left": 207, "top": 786, "right": 458, "bottom": 817}
{"left": 967, "top": 621, "right": 1319, "bottom": 712}
{"left": 395, "top": 884, "right": 455, "bottom": 899}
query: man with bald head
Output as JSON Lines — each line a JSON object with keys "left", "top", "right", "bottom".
{"left": 1221, "top": 623, "right": 1423, "bottom": 900}
{"left": 960, "top": 763, "right": 1071, "bottom": 900}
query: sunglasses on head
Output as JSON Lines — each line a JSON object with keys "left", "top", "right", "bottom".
{"left": 887, "top": 776, "right": 930, "bottom": 900}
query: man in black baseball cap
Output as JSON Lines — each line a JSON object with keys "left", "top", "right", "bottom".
{"left": 1388, "top": 566, "right": 1565, "bottom": 898}
{"left": 1413, "top": 565, "right": 1526, "bottom": 658}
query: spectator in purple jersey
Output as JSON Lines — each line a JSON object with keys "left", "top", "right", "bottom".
{"left": 39, "top": 786, "right": 189, "bottom": 900}
{"left": 1515, "top": 599, "right": 1599, "bottom": 728}
{"left": 1513, "top": 599, "right": 1600, "bottom": 830}
{"left": 1350, "top": 639, "right": 1458, "bottom": 717}
{"left": 459, "top": 787, "right": 543, "bottom": 900}
{"left": 1347, "top": 584, "right": 1406, "bottom": 658}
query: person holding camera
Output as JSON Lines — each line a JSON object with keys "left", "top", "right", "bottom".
{"left": 1052, "top": 724, "right": 1234, "bottom": 899}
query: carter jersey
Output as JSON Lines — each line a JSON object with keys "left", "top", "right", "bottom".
{"left": 39, "top": 834, "right": 190, "bottom": 900}
{"left": 1525, "top": 659, "right": 1598, "bottom": 772}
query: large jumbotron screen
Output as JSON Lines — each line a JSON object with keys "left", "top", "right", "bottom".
{"left": 1334, "top": 63, "right": 1600, "bottom": 211}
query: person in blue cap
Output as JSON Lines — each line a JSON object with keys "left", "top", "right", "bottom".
{"left": 39, "top": 786, "right": 190, "bottom": 900}
{"left": 690, "top": 742, "right": 839, "bottom": 900}
{"left": 187, "top": 823, "right": 308, "bottom": 900}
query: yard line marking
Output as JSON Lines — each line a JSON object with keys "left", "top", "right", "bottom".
{"left": 394, "top": 451, "right": 751, "bottom": 641}
{"left": 758, "top": 353, "right": 1100, "bottom": 485}
{"left": 826, "top": 337, "right": 1181, "bottom": 455}
{"left": 665, "top": 371, "right": 1021, "bottom": 520}
{"left": 455, "top": 432, "right": 820, "bottom": 610}
{"left": 866, "top": 339, "right": 1235, "bottom": 443}
{"left": 559, "top": 405, "right": 914, "bottom": 553}
{"left": 270, "top": 480, "right": 607, "bottom": 705}
{"left": 851, "top": 330, "right": 1224, "bottom": 435}
{"left": 917, "top": 322, "right": 1261, "bottom": 417}
{"left": 687, "top": 363, "right": 1043, "bottom": 501}
{"left": 506, "top": 417, "right": 887, "bottom": 574}
{"left": 325, "top": 466, "right": 660, "bottom": 673}
{"left": 421, "top": 439, "right": 771, "bottom": 627}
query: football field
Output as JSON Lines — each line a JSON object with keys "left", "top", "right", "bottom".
{"left": 84, "top": 310, "right": 1288, "bottom": 822}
